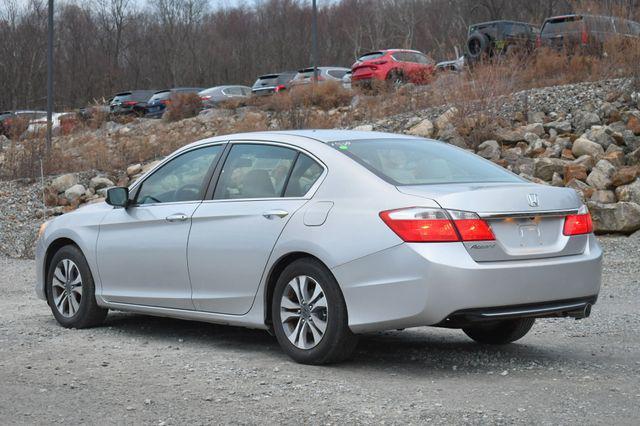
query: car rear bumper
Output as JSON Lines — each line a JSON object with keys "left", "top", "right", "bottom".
{"left": 332, "top": 235, "right": 602, "bottom": 333}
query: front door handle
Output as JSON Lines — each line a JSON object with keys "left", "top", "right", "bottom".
{"left": 262, "top": 209, "right": 289, "bottom": 220}
{"left": 165, "top": 213, "right": 188, "bottom": 222}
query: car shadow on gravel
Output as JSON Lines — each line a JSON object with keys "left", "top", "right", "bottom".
{"left": 99, "top": 312, "right": 563, "bottom": 371}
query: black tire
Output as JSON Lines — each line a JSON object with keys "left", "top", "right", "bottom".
{"left": 386, "top": 70, "right": 406, "bottom": 89}
{"left": 271, "top": 258, "right": 358, "bottom": 364}
{"left": 466, "top": 31, "right": 490, "bottom": 61}
{"left": 46, "top": 245, "right": 108, "bottom": 329}
{"left": 462, "top": 318, "right": 535, "bottom": 345}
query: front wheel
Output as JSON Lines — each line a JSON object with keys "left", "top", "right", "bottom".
{"left": 46, "top": 245, "right": 108, "bottom": 328}
{"left": 272, "top": 258, "right": 358, "bottom": 364}
{"left": 462, "top": 318, "right": 535, "bottom": 344}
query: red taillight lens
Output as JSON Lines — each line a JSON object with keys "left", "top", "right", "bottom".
{"left": 536, "top": 34, "right": 541, "bottom": 48}
{"left": 275, "top": 84, "right": 286, "bottom": 92}
{"left": 563, "top": 213, "right": 593, "bottom": 236}
{"left": 379, "top": 208, "right": 495, "bottom": 243}
{"left": 581, "top": 29, "right": 588, "bottom": 45}
{"left": 123, "top": 101, "right": 137, "bottom": 106}
{"left": 200, "top": 96, "right": 211, "bottom": 101}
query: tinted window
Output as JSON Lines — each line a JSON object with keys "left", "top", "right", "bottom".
{"left": 358, "top": 52, "right": 384, "bottom": 62}
{"left": 328, "top": 139, "right": 521, "bottom": 185}
{"left": 149, "top": 91, "right": 171, "bottom": 102}
{"left": 392, "top": 52, "right": 410, "bottom": 62}
{"left": 135, "top": 145, "right": 222, "bottom": 204}
{"left": 214, "top": 144, "right": 298, "bottom": 199}
{"left": 504, "top": 23, "right": 529, "bottom": 37}
{"left": 284, "top": 154, "right": 323, "bottom": 197}
{"left": 542, "top": 16, "right": 583, "bottom": 36}
{"left": 328, "top": 69, "right": 347, "bottom": 79}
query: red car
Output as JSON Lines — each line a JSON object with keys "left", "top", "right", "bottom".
{"left": 351, "top": 49, "right": 435, "bottom": 87}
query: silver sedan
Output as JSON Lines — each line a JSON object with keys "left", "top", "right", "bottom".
{"left": 35, "top": 130, "right": 602, "bottom": 364}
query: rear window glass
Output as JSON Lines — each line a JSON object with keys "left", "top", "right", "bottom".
{"left": 328, "top": 139, "right": 521, "bottom": 185}
{"left": 149, "top": 91, "right": 171, "bottom": 101}
{"left": 358, "top": 52, "right": 384, "bottom": 62}
{"left": 542, "top": 16, "right": 584, "bottom": 35}
{"left": 328, "top": 69, "right": 347, "bottom": 78}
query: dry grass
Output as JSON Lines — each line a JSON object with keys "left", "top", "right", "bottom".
{"left": 164, "top": 93, "right": 203, "bottom": 122}
{"left": 2, "top": 39, "right": 640, "bottom": 181}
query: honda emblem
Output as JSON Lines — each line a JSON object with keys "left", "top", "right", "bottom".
{"left": 527, "top": 193, "right": 539, "bottom": 207}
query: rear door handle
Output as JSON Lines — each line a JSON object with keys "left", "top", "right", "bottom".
{"left": 262, "top": 209, "right": 289, "bottom": 219}
{"left": 165, "top": 213, "right": 188, "bottom": 222}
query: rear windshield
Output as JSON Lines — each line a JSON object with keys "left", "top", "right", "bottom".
{"left": 328, "top": 139, "right": 522, "bottom": 185}
{"left": 357, "top": 52, "right": 384, "bottom": 62}
{"left": 542, "top": 16, "right": 584, "bottom": 35}
{"left": 149, "top": 91, "right": 171, "bottom": 101}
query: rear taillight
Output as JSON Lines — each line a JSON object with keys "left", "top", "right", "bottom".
{"left": 200, "top": 96, "right": 211, "bottom": 101}
{"left": 123, "top": 101, "right": 137, "bottom": 106}
{"left": 563, "top": 213, "right": 593, "bottom": 236}
{"left": 379, "top": 207, "right": 495, "bottom": 243}
{"left": 581, "top": 28, "right": 588, "bottom": 45}
{"left": 160, "top": 99, "right": 171, "bottom": 105}
{"left": 274, "top": 84, "right": 286, "bottom": 92}
{"left": 536, "top": 34, "right": 541, "bottom": 48}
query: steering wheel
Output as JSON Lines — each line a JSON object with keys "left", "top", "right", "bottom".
{"left": 173, "top": 184, "right": 201, "bottom": 201}
{"left": 139, "top": 195, "right": 162, "bottom": 204}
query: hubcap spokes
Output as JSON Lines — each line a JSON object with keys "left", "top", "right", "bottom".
{"left": 51, "top": 259, "right": 83, "bottom": 318}
{"left": 280, "top": 275, "right": 328, "bottom": 350}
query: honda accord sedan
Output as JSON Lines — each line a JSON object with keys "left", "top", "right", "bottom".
{"left": 35, "top": 130, "right": 602, "bottom": 364}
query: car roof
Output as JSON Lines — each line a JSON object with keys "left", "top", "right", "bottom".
{"left": 297, "top": 66, "right": 350, "bottom": 72}
{"left": 472, "top": 20, "right": 534, "bottom": 26}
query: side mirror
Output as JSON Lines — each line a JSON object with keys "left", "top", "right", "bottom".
{"left": 106, "top": 187, "right": 129, "bottom": 208}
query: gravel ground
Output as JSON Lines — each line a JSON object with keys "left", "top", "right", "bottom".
{"left": 0, "top": 235, "right": 639, "bottom": 425}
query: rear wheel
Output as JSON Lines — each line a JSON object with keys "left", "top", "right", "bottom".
{"left": 46, "top": 245, "right": 108, "bottom": 328}
{"left": 272, "top": 258, "right": 358, "bottom": 364}
{"left": 462, "top": 318, "right": 535, "bottom": 344}
{"left": 386, "top": 70, "right": 406, "bottom": 89}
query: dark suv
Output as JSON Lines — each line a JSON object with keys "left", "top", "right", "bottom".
{"left": 539, "top": 14, "right": 640, "bottom": 54}
{"left": 251, "top": 72, "right": 297, "bottom": 96}
{"left": 465, "top": 20, "right": 539, "bottom": 64}
{"left": 109, "top": 90, "right": 156, "bottom": 116}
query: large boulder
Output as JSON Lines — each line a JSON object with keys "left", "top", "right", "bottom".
{"left": 627, "top": 114, "right": 640, "bottom": 135}
{"left": 50, "top": 173, "right": 79, "bottom": 193}
{"left": 586, "top": 159, "right": 616, "bottom": 190}
{"left": 567, "top": 178, "right": 595, "bottom": 201}
{"left": 590, "top": 190, "right": 616, "bottom": 204}
{"left": 126, "top": 164, "right": 142, "bottom": 176}
{"left": 64, "top": 184, "right": 86, "bottom": 202}
{"left": 434, "top": 107, "right": 459, "bottom": 130}
{"left": 524, "top": 122, "right": 545, "bottom": 137}
{"left": 615, "top": 178, "right": 640, "bottom": 204}
{"left": 89, "top": 176, "right": 115, "bottom": 191}
{"left": 543, "top": 120, "right": 572, "bottom": 134}
{"left": 572, "top": 136, "right": 604, "bottom": 158}
{"left": 611, "top": 166, "right": 639, "bottom": 187}
{"left": 534, "top": 157, "right": 565, "bottom": 181}
{"left": 477, "top": 140, "right": 501, "bottom": 161}
{"left": 587, "top": 201, "right": 640, "bottom": 233}
{"left": 573, "top": 111, "right": 601, "bottom": 133}
{"left": 406, "top": 118, "right": 434, "bottom": 138}
{"left": 563, "top": 163, "right": 588, "bottom": 184}
{"left": 583, "top": 127, "right": 615, "bottom": 149}
{"left": 495, "top": 127, "right": 526, "bottom": 144}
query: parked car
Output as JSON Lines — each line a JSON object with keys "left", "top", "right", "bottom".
{"left": 350, "top": 49, "right": 435, "bottom": 88}
{"left": 436, "top": 56, "right": 465, "bottom": 72}
{"left": 25, "top": 112, "right": 77, "bottom": 136}
{"left": 291, "top": 67, "right": 350, "bottom": 86}
{"left": 35, "top": 130, "right": 601, "bottom": 364}
{"left": 199, "top": 85, "right": 252, "bottom": 108}
{"left": 465, "top": 20, "right": 539, "bottom": 64}
{"left": 109, "top": 90, "right": 155, "bottom": 116}
{"left": 0, "top": 110, "right": 46, "bottom": 138}
{"left": 538, "top": 14, "right": 640, "bottom": 54}
{"left": 144, "top": 88, "right": 204, "bottom": 118}
{"left": 341, "top": 70, "right": 352, "bottom": 89}
{"left": 251, "top": 72, "right": 297, "bottom": 96}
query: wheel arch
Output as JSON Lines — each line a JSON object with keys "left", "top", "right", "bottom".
{"left": 263, "top": 251, "right": 333, "bottom": 328}
{"left": 43, "top": 237, "right": 81, "bottom": 299}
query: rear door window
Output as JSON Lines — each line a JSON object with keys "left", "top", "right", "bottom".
{"left": 284, "top": 154, "right": 324, "bottom": 197}
{"left": 214, "top": 144, "right": 298, "bottom": 199}
{"left": 542, "top": 16, "right": 583, "bottom": 36}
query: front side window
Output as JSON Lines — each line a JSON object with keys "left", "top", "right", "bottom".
{"left": 214, "top": 144, "right": 298, "bottom": 199}
{"left": 135, "top": 145, "right": 222, "bottom": 205}
{"left": 328, "top": 139, "right": 522, "bottom": 185}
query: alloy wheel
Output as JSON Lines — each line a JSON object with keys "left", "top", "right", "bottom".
{"left": 280, "top": 275, "right": 328, "bottom": 350}
{"left": 51, "top": 259, "right": 83, "bottom": 318}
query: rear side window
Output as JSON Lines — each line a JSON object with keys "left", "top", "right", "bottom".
{"left": 214, "top": 144, "right": 298, "bottom": 199}
{"left": 328, "top": 139, "right": 522, "bottom": 185}
{"left": 328, "top": 69, "right": 347, "bottom": 79}
{"left": 542, "top": 16, "right": 584, "bottom": 36}
{"left": 284, "top": 154, "right": 323, "bottom": 197}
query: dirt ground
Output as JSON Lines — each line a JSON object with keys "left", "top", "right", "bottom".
{"left": 1, "top": 235, "right": 639, "bottom": 425}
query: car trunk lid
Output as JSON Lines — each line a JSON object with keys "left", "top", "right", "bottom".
{"left": 398, "top": 182, "right": 587, "bottom": 262}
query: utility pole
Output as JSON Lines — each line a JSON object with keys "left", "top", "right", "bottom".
{"left": 312, "top": 0, "right": 318, "bottom": 83}
{"left": 46, "top": 0, "right": 54, "bottom": 154}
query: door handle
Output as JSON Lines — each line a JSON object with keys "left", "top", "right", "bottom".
{"left": 165, "top": 213, "right": 188, "bottom": 222}
{"left": 262, "top": 209, "right": 289, "bottom": 219}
